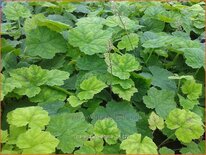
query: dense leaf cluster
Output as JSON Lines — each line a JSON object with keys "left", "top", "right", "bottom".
{"left": 1, "top": 1, "right": 205, "bottom": 154}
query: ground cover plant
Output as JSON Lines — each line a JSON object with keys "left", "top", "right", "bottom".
{"left": 0, "top": 1, "right": 205, "bottom": 154}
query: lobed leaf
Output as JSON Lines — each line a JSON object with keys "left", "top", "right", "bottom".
{"left": 7, "top": 106, "right": 50, "bottom": 130}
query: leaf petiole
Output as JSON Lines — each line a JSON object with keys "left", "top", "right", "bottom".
{"left": 49, "top": 85, "right": 74, "bottom": 96}
{"left": 158, "top": 133, "right": 175, "bottom": 148}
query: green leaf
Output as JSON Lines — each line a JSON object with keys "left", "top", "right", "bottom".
{"left": 159, "top": 147, "right": 175, "bottom": 154}
{"left": 142, "top": 34, "right": 172, "bottom": 49}
{"left": 30, "top": 86, "right": 67, "bottom": 103}
{"left": 1, "top": 144, "right": 19, "bottom": 154}
{"left": 8, "top": 65, "right": 69, "bottom": 98}
{"left": 168, "top": 74, "right": 193, "bottom": 80}
{"left": 46, "top": 69, "right": 70, "bottom": 86}
{"left": 68, "top": 25, "right": 112, "bottom": 55}
{"left": 165, "top": 108, "right": 204, "bottom": 143}
{"left": 24, "top": 14, "right": 70, "bottom": 33}
{"left": 181, "top": 79, "right": 202, "bottom": 100}
{"left": 178, "top": 94, "right": 199, "bottom": 110}
{"left": 94, "top": 118, "right": 120, "bottom": 145}
{"left": 109, "top": 76, "right": 135, "bottom": 89}
{"left": 105, "top": 15, "right": 136, "bottom": 30}
{"left": 7, "top": 106, "right": 50, "bottom": 130}
{"left": 91, "top": 101, "right": 140, "bottom": 138}
{"left": 16, "top": 129, "right": 59, "bottom": 154}
{"left": 180, "top": 141, "right": 205, "bottom": 154}
{"left": 1, "top": 130, "right": 8, "bottom": 143}
{"left": 181, "top": 48, "right": 205, "bottom": 69}
{"left": 141, "top": 17, "right": 165, "bottom": 32}
{"left": 47, "top": 112, "right": 91, "bottom": 153}
{"left": 7, "top": 126, "right": 26, "bottom": 145}
{"left": 148, "top": 112, "right": 164, "bottom": 130}
{"left": 120, "top": 133, "right": 158, "bottom": 154}
{"left": 112, "top": 85, "right": 137, "bottom": 101}
{"left": 1, "top": 74, "right": 21, "bottom": 100}
{"left": 105, "top": 53, "right": 141, "bottom": 80}
{"left": 131, "top": 73, "right": 152, "bottom": 102}
{"left": 143, "top": 87, "right": 176, "bottom": 118}
{"left": 67, "top": 95, "right": 85, "bottom": 107}
{"left": 3, "top": 2, "right": 31, "bottom": 20}
{"left": 149, "top": 66, "right": 177, "bottom": 90}
{"left": 9, "top": 65, "right": 48, "bottom": 97}
{"left": 77, "top": 76, "right": 107, "bottom": 100}
{"left": 136, "top": 112, "right": 153, "bottom": 138}
{"left": 76, "top": 55, "right": 107, "bottom": 72}
{"left": 26, "top": 27, "right": 67, "bottom": 59}
{"left": 103, "top": 144, "right": 121, "bottom": 154}
{"left": 76, "top": 16, "right": 105, "bottom": 28}
{"left": 117, "top": 33, "right": 139, "bottom": 51}
{"left": 38, "top": 101, "right": 65, "bottom": 115}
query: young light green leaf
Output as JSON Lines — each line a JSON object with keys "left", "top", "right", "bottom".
{"left": 178, "top": 94, "right": 199, "bottom": 110}
{"left": 109, "top": 75, "right": 135, "bottom": 89}
{"left": 84, "top": 138, "right": 104, "bottom": 153}
{"left": 7, "top": 126, "right": 26, "bottom": 145}
{"left": 1, "top": 130, "right": 8, "bottom": 143}
{"left": 9, "top": 65, "right": 48, "bottom": 97}
{"left": 24, "top": 14, "right": 70, "bottom": 33}
{"left": 76, "top": 16, "right": 105, "bottom": 28}
{"left": 47, "top": 112, "right": 91, "bottom": 153}
{"left": 77, "top": 76, "right": 107, "bottom": 100}
{"left": 29, "top": 86, "right": 67, "bottom": 103}
{"left": 16, "top": 129, "right": 59, "bottom": 154}
{"left": 143, "top": 87, "right": 176, "bottom": 118}
{"left": 117, "top": 33, "right": 139, "bottom": 51}
{"left": 67, "top": 95, "right": 86, "bottom": 107}
{"left": 148, "top": 112, "right": 164, "bottom": 130}
{"left": 120, "top": 133, "right": 158, "bottom": 154}
{"left": 3, "top": 2, "right": 31, "bottom": 20}
{"left": 181, "top": 79, "right": 202, "bottom": 100}
{"left": 94, "top": 118, "right": 120, "bottom": 145}
{"left": 46, "top": 69, "right": 70, "bottom": 86}
{"left": 112, "top": 85, "right": 137, "bottom": 101}
{"left": 105, "top": 53, "right": 141, "bottom": 80}
{"left": 1, "top": 145, "right": 19, "bottom": 154}
{"left": 68, "top": 25, "right": 112, "bottom": 55}
{"left": 105, "top": 15, "right": 136, "bottom": 30}
{"left": 166, "top": 108, "right": 204, "bottom": 143}
{"left": 26, "top": 27, "right": 67, "bottom": 59}
{"left": 7, "top": 106, "right": 50, "bottom": 130}
{"left": 1, "top": 74, "right": 21, "bottom": 100}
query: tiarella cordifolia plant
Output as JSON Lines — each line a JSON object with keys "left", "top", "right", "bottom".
{"left": 1, "top": 1, "right": 205, "bottom": 154}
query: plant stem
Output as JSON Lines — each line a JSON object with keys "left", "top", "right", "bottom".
{"left": 111, "top": 2, "right": 135, "bottom": 52}
{"left": 18, "top": 19, "right": 21, "bottom": 29}
{"left": 49, "top": 86, "right": 74, "bottom": 96}
{"left": 194, "top": 68, "right": 200, "bottom": 76}
{"left": 17, "top": 19, "right": 23, "bottom": 37}
{"left": 145, "top": 50, "right": 153, "bottom": 64}
{"left": 177, "top": 79, "right": 181, "bottom": 92}
{"left": 158, "top": 133, "right": 175, "bottom": 148}
{"left": 165, "top": 53, "right": 180, "bottom": 69}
